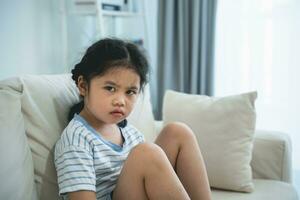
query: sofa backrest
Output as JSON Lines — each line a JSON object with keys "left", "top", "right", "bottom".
{"left": 0, "top": 77, "right": 38, "bottom": 200}
{"left": 0, "top": 74, "right": 156, "bottom": 200}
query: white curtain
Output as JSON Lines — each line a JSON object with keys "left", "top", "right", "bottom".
{"left": 214, "top": 0, "right": 300, "bottom": 180}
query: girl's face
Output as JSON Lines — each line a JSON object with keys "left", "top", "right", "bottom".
{"left": 78, "top": 67, "right": 141, "bottom": 129}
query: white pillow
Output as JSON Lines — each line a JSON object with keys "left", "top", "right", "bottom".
{"left": 163, "top": 90, "right": 257, "bottom": 192}
{"left": 127, "top": 84, "right": 157, "bottom": 142}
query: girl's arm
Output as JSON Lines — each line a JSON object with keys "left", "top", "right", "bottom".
{"left": 68, "top": 190, "right": 96, "bottom": 200}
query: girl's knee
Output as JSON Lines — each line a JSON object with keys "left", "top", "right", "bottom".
{"left": 160, "top": 122, "right": 196, "bottom": 141}
{"left": 130, "top": 142, "right": 168, "bottom": 164}
{"left": 133, "top": 143, "right": 175, "bottom": 176}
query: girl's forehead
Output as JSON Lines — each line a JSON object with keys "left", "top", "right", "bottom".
{"left": 95, "top": 68, "right": 140, "bottom": 86}
{"left": 104, "top": 67, "right": 135, "bottom": 75}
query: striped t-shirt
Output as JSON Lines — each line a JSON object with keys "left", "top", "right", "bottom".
{"left": 54, "top": 114, "right": 145, "bottom": 199}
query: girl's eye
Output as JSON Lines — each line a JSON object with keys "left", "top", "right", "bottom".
{"left": 127, "top": 90, "right": 137, "bottom": 96}
{"left": 104, "top": 86, "right": 116, "bottom": 92}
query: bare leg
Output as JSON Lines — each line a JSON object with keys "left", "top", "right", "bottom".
{"left": 113, "top": 142, "right": 190, "bottom": 200}
{"left": 155, "top": 122, "right": 212, "bottom": 200}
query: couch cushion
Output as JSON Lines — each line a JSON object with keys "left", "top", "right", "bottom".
{"left": 20, "top": 74, "right": 79, "bottom": 200}
{"left": 3, "top": 74, "right": 155, "bottom": 200}
{"left": 0, "top": 78, "right": 38, "bottom": 200}
{"left": 163, "top": 90, "right": 257, "bottom": 192}
{"left": 212, "top": 179, "right": 299, "bottom": 200}
{"left": 251, "top": 130, "right": 292, "bottom": 182}
{"left": 127, "top": 84, "right": 156, "bottom": 142}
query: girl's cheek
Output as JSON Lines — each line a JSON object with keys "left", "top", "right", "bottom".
{"left": 131, "top": 97, "right": 138, "bottom": 105}
{"left": 127, "top": 100, "right": 135, "bottom": 108}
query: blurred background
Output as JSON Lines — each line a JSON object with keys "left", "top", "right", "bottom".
{"left": 0, "top": 0, "right": 299, "bottom": 194}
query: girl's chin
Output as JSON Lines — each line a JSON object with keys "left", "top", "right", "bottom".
{"left": 107, "top": 118, "right": 126, "bottom": 125}
{"left": 109, "top": 113, "right": 126, "bottom": 120}
{"left": 104, "top": 113, "right": 127, "bottom": 125}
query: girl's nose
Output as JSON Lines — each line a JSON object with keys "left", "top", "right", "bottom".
{"left": 112, "top": 97, "right": 125, "bottom": 107}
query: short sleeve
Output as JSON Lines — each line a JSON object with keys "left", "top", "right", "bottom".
{"left": 54, "top": 145, "right": 96, "bottom": 195}
{"left": 123, "top": 124, "right": 146, "bottom": 149}
{"left": 138, "top": 133, "right": 145, "bottom": 143}
{"left": 131, "top": 124, "right": 145, "bottom": 143}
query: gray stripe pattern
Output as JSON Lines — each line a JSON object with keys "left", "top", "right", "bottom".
{"left": 54, "top": 114, "right": 145, "bottom": 199}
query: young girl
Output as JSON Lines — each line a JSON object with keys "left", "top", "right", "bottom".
{"left": 54, "top": 38, "right": 211, "bottom": 200}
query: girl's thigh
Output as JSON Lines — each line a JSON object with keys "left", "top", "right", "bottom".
{"left": 113, "top": 142, "right": 190, "bottom": 200}
{"left": 112, "top": 143, "right": 158, "bottom": 200}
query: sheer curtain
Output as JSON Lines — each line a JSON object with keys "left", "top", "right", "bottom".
{"left": 214, "top": 0, "right": 300, "bottom": 188}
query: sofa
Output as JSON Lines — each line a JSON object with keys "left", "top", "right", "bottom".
{"left": 0, "top": 74, "right": 298, "bottom": 200}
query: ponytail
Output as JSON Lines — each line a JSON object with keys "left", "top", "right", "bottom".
{"left": 68, "top": 101, "right": 84, "bottom": 122}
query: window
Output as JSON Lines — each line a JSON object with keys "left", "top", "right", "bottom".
{"left": 214, "top": 0, "right": 300, "bottom": 183}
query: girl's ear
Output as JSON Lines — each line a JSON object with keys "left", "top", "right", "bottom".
{"left": 77, "top": 75, "right": 88, "bottom": 96}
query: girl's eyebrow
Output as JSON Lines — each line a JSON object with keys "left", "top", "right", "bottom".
{"left": 128, "top": 86, "right": 139, "bottom": 91}
{"left": 104, "top": 81, "right": 117, "bottom": 86}
{"left": 104, "top": 81, "right": 139, "bottom": 90}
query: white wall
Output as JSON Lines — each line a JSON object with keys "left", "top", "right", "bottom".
{"left": 0, "top": 0, "right": 158, "bottom": 80}
{"left": 0, "top": 0, "right": 65, "bottom": 80}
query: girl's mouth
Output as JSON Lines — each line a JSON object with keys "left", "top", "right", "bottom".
{"left": 110, "top": 109, "right": 125, "bottom": 117}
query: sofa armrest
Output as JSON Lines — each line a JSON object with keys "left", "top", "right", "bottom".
{"left": 251, "top": 130, "right": 293, "bottom": 183}
{"left": 155, "top": 121, "right": 293, "bottom": 183}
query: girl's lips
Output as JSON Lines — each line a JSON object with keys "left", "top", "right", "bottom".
{"left": 110, "top": 110, "right": 125, "bottom": 117}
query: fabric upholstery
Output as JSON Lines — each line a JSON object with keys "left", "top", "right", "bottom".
{"left": 0, "top": 78, "right": 38, "bottom": 200}
{"left": 163, "top": 90, "right": 257, "bottom": 192}
{"left": 127, "top": 84, "right": 156, "bottom": 142}
{"left": 19, "top": 74, "right": 79, "bottom": 199}
{"left": 251, "top": 130, "right": 293, "bottom": 183}
{"left": 212, "top": 179, "right": 298, "bottom": 200}
{"left": 154, "top": 122, "right": 294, "bottom": 184}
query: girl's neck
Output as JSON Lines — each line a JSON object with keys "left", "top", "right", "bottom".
{"left": 79, "top": 109, "right": 123, "bottom": 146}
{"left": 79, "top": 108, "right": 115, "bottom": 133}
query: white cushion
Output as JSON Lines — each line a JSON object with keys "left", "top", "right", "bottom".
{"left": 127, "top": 84, "right": 157, "bottom": 142}
{"left": 20, "top": 74, "right": 79, "bottom": 200}
{"left": 2, "top": 74, "right": 155, "bottom": 200}
{"left": 212, "top": 179, "right": 299, "bottom": 200}
{"left": 163, "top": 90, "right": 257, "bottom": 192}
{"left": 0, "top": 78, "right": 38, "bottom": 200}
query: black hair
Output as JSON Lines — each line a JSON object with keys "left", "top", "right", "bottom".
{"left": 68, "top": 38, "right": 149, "bottom": 127}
